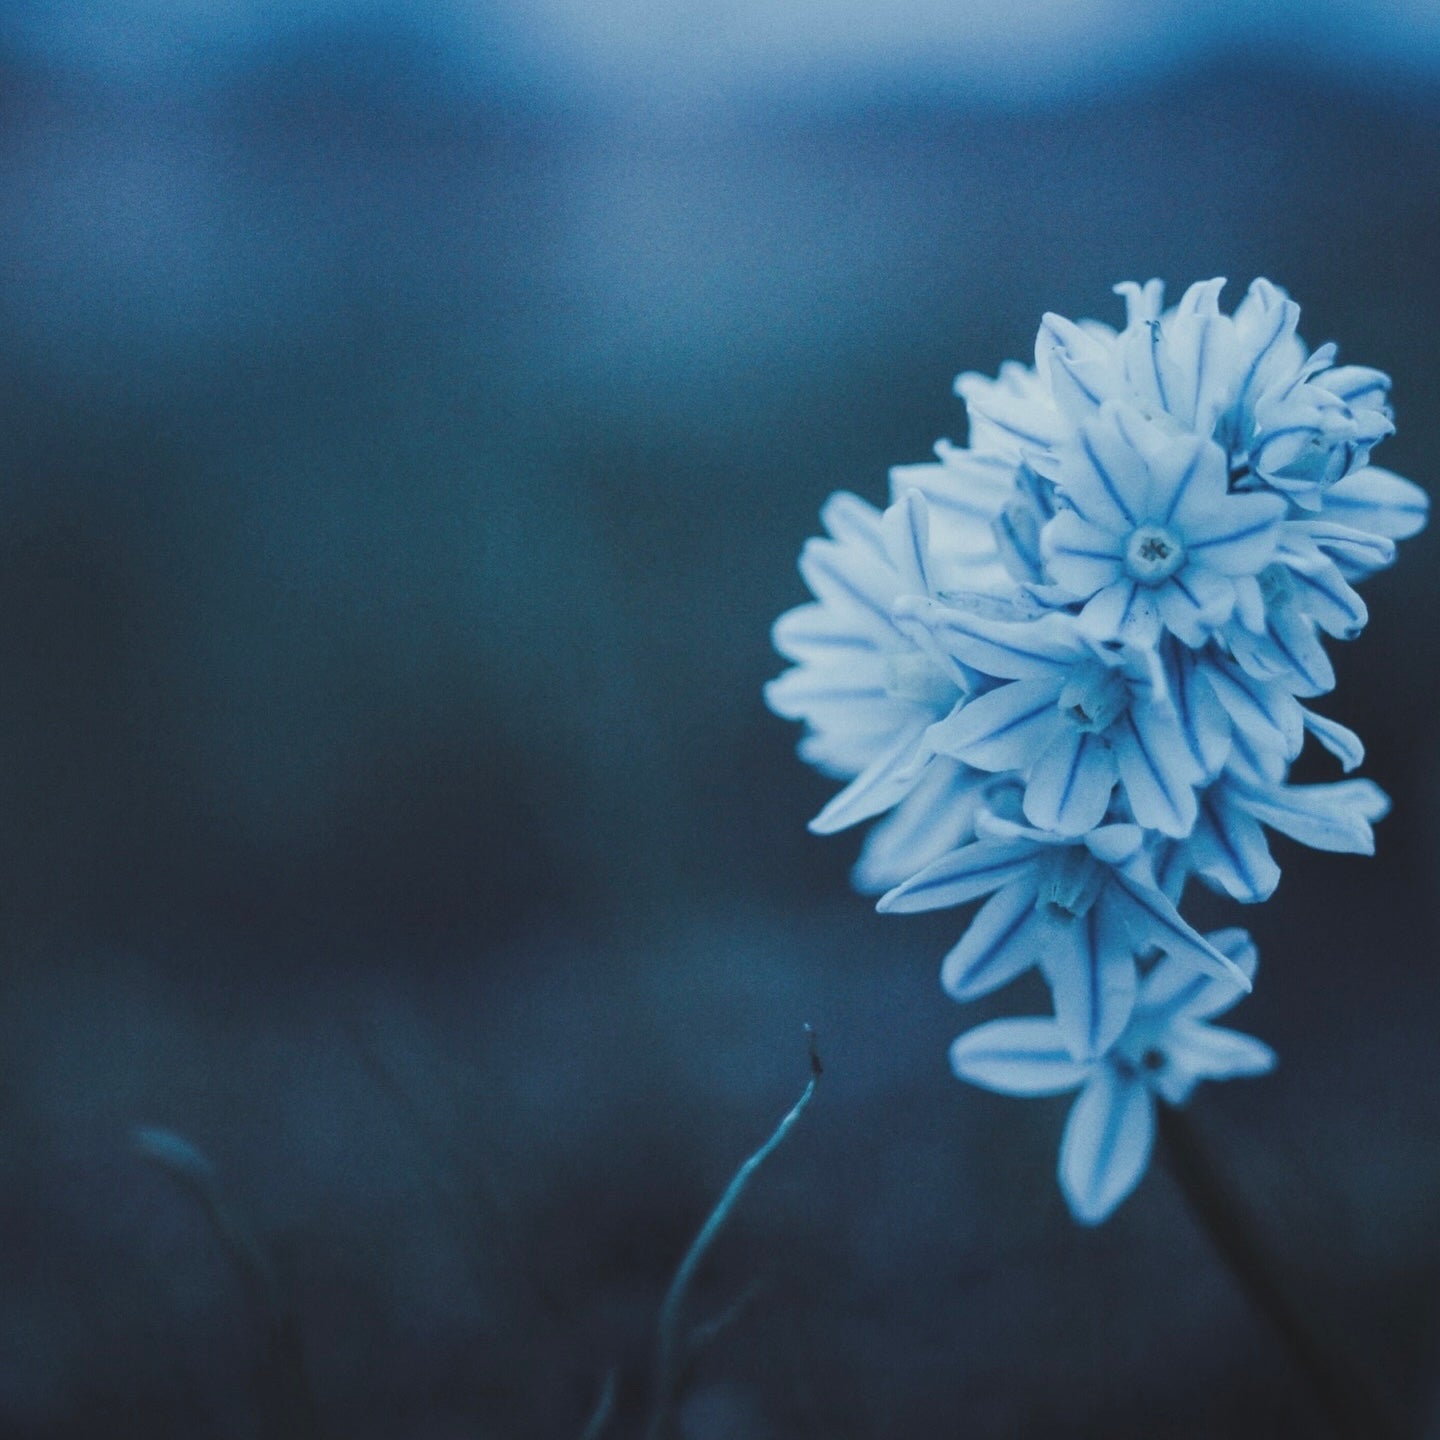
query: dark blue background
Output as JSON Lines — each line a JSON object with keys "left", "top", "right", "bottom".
{"left": 2, "top": 7, "right": 1439, "bottom": 1435}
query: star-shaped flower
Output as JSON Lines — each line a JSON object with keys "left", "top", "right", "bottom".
{"left": 1040, "top": 404, "right": 1287, "bottom": 648}
{"left": 950, "top": 928, "right": 1275, "bottom": 1223}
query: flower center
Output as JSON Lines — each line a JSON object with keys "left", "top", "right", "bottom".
{"left": 1057, "top": 661, "right": 1129, "bottom": 735}
{"left": 1124, "top": 524, "right": 1186, "bottom": 585}
{"left": 1036, "top": 848, "right": 1105, "bottom": 922}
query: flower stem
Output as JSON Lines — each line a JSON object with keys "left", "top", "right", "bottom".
{"left": 1158, "top": 1105, "right": 1398, "bottom": 1440}
{"left": 642, "top": 1026, "right": 823, "bottom": 1440}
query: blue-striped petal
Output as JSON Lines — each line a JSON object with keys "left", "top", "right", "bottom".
{"left": 1189, "top": 787, "right": 1279, "bottom": 903}
{"left": 1041, "top": 903, "right": 1137, "bottom": 1060}
{"left": 939, "top": 878, "right": 1047, "bottom": 999}
{"left": 1300, "top": 708, "right": 1364, "bottom": 772}
{"left": 852, "top": 758, "right": 986, "bottom": 894}
{"left": 925, "top": 678, "right": 1064, "bottom": 772}
{"left": 809, "top": 724, "right": 929, "bottom": 835}
{"left": 1139, "top": 927, "right": 1257, "bottom": 1019}
{"left": 1320, "top": 465, "right": 1428, "bottom": 542}
{"left": 949, "top": 1017, "right": 1090, "bottom": 1096}
{"left": 1233, "top": 778, "right": 1389, "bottom": 855}
{"left": 1103, "top": 875, "right": 1251, "bottom": 988}
{"left": 1111, "top": 706, "right": 1199, "bottom": 839}
{"left": 1077, "top": 580, "right": 1162, "bottom": 647}
{"left": 1023, "top": 729, "right": 1116, "bottom": 836}
{"left": 1058, "top": 1070, "right": 1155, "bottom": 1225}
{"left": 878, "top": 839, "right": 1040, "bottom": 914}
{"left": 894, "top": 597, "right": 1081, "bottom": 680}
{"left": 1180, "top": 491, "right": 1287, "bottom": 575}
{"left": 1041, "top": 509, "right": 1124, "bottom": 597}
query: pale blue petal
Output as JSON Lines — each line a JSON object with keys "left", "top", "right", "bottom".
{"left": 1235, "top": 778, "right": 1389, "bottom": 855}
{"left": 1059, "top": 1070, "right": 1156, "bottom": 1225}
{"left": 1084, "top": 823, "right": 1145, "bottom": 866}
{"left": 1064, "top": 409, "right": 1148, "bottom": 532}
{"left": 1041, "top": 509, "right": 1125, "bottom": 597}
{"left": 1283, "top": 555, "right": 1367, "bottom": 640}
{"left": 1320, "top": 465, "right": 1428, "bottom": 542}
{"left": 1041, "top": 904, "right": 1137, "bottom": 1060}
{"left": 1140, "top": 930, "right": 1256, "bottom": 1024}
{"left": 956, "top": 360, "right": 1063, "bottom": 457}
{"left": 925, "top": 678, "right": 1064, "bottom": 773}
{"left": 819, "top": 490, "right": 889, "bottom": 555}
{"left": 949, "top": 1017, "right": 1090, "bottom": 1096}
{"left": 852, "top": 758, "right": 985, "bottom": 894}
{"left": 1189, "top": 787, "right": 1280, "bottom": 904}
{"left": 1154, "top": 566, "right": 1233, "bottom": 647}
{"left": 1202, "top": 659, "right": 1303, "bottom": 761}
{"left": 1180, "top": 491, "right": 1287, "bottom": 575}
{"left": 1023, "top": 729, "right": 1116, "bottom": 837}
{"left": 878, "top": 840, "right": 1040, "bottom": 914}
{"left": 809, "top": 724, "right": 929, "bottom": 835}
{"left": 1038, "top": 312, "right": 1115, "bottom": 422}
{"left": 1111, "top": 708, "right": 1199, "bottom": 839}
{"left": 1156, "top": 1020, "right": 1277, "bottom": 1104}
{"left": 1231, "top": 607, "right": 1335, "bottom": 698}
{"left": 1156, "top": 430, "right": 1227, "bottom": 528}
{"left": 881, "top": 488, "right": 934, "bottom": 595}
{"left": 797, "top": 534, "right": 896, "bottom": 623}
{"left": 1103, "top": 876, "right": 1251, "bottom": 989}
{"left": 771, "top": 600, "right": 889, "bottom": 662}
{"left": 1301, "top": 520, "right": 1396, "bottom": 581}
{"left": 939, "top": 879, "right": 1047, "bottom": 999}
{"left": 893, "top": 597, "right": 1081, "bottom": 680}
{"left": 1078, "top": 580, "right": 1162, "bottom": 647}
{"left": 1300, "top": 708, "right": 1364, "bottom": 772}
{"left": 1170, "top": 648, "right": 1231, "bottom": 780}
{"left": 763, "top": 656, "right": 893, "bottom": 718}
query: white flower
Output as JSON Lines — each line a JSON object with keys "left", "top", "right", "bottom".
{"left": 950, "top": 928, "right": 1274, "bottom": 1223}
{"left": 767, "top": 276, "right": 1425, "bottom": 1223}
{"left": 765, "top": 489, "right": 993, "bottom": 891}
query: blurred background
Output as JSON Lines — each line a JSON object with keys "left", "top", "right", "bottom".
{"left": 2, "top": 1, "right": 1439, "bottom": 1435}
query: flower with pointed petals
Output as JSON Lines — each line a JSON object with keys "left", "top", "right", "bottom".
{"left": 879, "top": 816, "right": 1248, "bottom": 1059}
{"left": 766, "top": 489, "right": 995, "bottom": 891}
{"left": 896, "top": 598, "right": 1203, "bottom": 837}
{"left": 950, "top": 928, "right": 1275, "bottom": 1223}
{"left": 1040, "top": 403, "right": 1287, "bottom": 648}
{"left": 767, "top": 275, "right": 1425, "bottom": 1224}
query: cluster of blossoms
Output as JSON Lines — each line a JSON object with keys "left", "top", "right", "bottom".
{"left": 767, "top": 279, "right": 1426, "bottom": 1223}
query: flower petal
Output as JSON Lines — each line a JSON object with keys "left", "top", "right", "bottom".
{"left": 1300, "top": 708, "right": 1364, "bottom": 773}
{"left": 1234, "top": 778, "right": 1389, "bottom": 854}
{"left": 1181, "top": 491, "right": 1287, "bottom": 576}
{"left": 1104, "top": 875, "right": 1251, "bottom": 989}
{"left": 939, "top": 878, "right": 1047, "bottom": 999}
{"left": 949, "top": 1017, "right": 1090, "bottom": 1096}
{"left": 1023, "top": 729, "right": 1116, "bottom": 837}
{"left": 1320, "top": 465, "right": 1428, "bottom": 542}
{"left": 926, "top": 678, "right": 1063, "bottom": 773}
{"left": 1139, "top": 927, "right": 1257, "bottom": 1019}
{"left": 878, "top": 839, "right": 1039, "bottom": 914}
{"left": 1110, "top": 707, "right": 1200, "bottom": 839}
{"left": 1041, "top": 509, "right": 1125, "bottom": 598}
{"left": 1041, "top": 903, "right": 1137, "bottom": 1060}
{"left": 1077, "top": 580, "right": 1162, "bottom": 647}
{"left": 1189, "top": 787, "right": 1280, "bottom": 903}
{"left": 852, "top": 758, "right": 986, "bottom": 894}
{"left": 809, "top": 723, "right": 929, "bottom": 835}
{"left": 1059, "top": 1069, "right": 1156, "bottom": 1225}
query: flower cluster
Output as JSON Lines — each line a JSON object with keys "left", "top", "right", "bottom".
{"left": 767, "top": 279, "right": 1426, "bottom": 1222}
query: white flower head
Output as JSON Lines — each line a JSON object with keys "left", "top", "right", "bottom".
{"left": 950, "top": 928, "right": 1275, "bottom": 1223}
{"left": 767, "top": 277, "right": 1425, "bottom": 1222}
